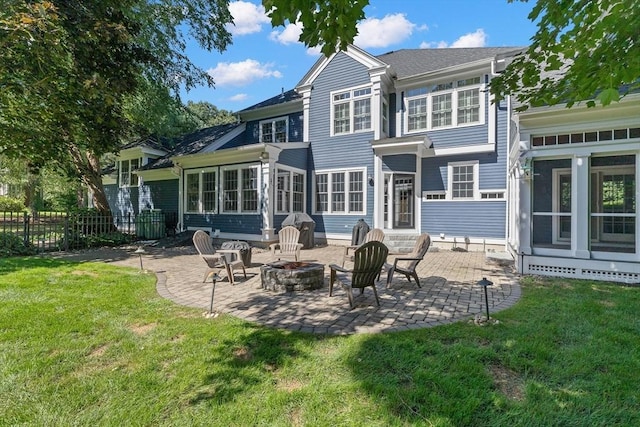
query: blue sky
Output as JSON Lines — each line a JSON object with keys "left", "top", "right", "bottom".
{"left": 182, "top": 0, "right": 538, "bottom": 112}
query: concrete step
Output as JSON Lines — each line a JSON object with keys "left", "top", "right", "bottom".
{"left": 384, "top": 234, "right": 418, "bottom": 254}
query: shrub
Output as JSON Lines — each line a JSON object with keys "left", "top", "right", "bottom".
{"left": 0, "top": 232, "right": 36, "bottom": 257}
{"left": 0, "top": 196, "right": 26, "bottom": 212}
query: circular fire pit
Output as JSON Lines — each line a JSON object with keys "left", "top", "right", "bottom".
{"left": 260, "top": 261, "right": 324, "bottom": 292}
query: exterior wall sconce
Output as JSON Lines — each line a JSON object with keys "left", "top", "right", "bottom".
{"left": 368, "top": 175, "right": 374, "bottom": 186}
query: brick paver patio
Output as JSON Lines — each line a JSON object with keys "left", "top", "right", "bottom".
{"left": 55, "top": 244, "right": 520, "bottom": 335}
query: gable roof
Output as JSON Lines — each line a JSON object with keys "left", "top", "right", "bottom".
{"left": 139, "top": 122, "right": 243, "bottom": 170}
{"left": 377, "top": 47, "right": 524, "bottom": 79}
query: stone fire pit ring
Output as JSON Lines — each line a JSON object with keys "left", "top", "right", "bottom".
{"left": 260, "top": 261, "right": 325, "bottom": 292}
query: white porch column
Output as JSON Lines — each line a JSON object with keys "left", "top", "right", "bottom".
{"left": 261, "top": 158, "right": 276, "bottom": 240}
{"left": 518, "top": 136, "right": 532, "bottom": 255}
{"left": 373, "top": 153, "right": 384, "bottom": 229}
{"left": 572, "top": 154, "right": 590, "bottom": 258}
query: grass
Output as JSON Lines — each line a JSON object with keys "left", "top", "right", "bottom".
{"left": 1, "top": 256, "right": 639, "bottom": 426}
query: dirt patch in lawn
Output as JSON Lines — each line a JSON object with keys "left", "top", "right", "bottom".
{"left": 489, "top": 364, "right": 525, "bottom": 401}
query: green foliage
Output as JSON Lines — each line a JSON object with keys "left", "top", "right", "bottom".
{"left": 263, "top": 0, "right": 368, "bottom": 56}
{"left": 0, "top": 232, "right": 35, "bottom": 257}
{"left": 0, "top": 196, "right": 26, "bottom": 212}
{"left": 185, "top": 101, "right": 237, "bottom": 128}
{"left": 492, "top": 0, "right": 640, "bottom": 109}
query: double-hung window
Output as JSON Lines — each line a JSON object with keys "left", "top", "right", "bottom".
{"left": 448, "top": 161, "right": 479, "bottom": 200}
{"left": 222, "top": 165, "right": 260, "bottom": 213}
{"left": 405, "top": 76, "right": 483, "bottom": 132}
{"left": 119, "top": 158, "right": 141, "bottom": 187}
{"left": 185, "top": 168, "right": 217, "bottom": 213}
{"left": 331, "top": 86, "right": 372, "bottom": 135}
{"left": 314, "top": 168, "right": 365, "bottom": 214}
{"left": 276, "top": 167, "right": 305, "bottom": 214}
{"left": 260, "top": 117, "right": 288, "bottom": 143}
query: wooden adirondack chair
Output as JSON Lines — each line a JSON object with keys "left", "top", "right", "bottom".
{"left": 270, "top": 226, "right": 303, "bottom": 261}
{"left": 192, "top": 230, "right": 247, "bottom": 284}
{"left": 384, "top": 233, "right": 431, "bottom": 288}
{"left": 342, "top": 228, "right": 385, "bottom": 266}
{"left": 329, "top": 241, "right": 389, "bottom": 309}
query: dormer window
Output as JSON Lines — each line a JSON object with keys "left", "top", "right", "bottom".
{"left": 119, "top": 158, "right": 141, "bottom": 187}
{"left": 405, "top": 76, "right": 484, "bottom": 133}
{"left": 331, "top": 86, "right": 372, "bottom": 136}
{"left": 260, "top": 117, "right": 288, "bottom": 143}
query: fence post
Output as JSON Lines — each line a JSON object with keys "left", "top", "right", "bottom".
{"left": 23, "top": 212, "right": 30, "bottom": 246}
{"left": 64, "top": 213, "right": 70, "bottom": 251}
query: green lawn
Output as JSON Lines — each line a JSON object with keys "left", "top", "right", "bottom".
{"left": 1, "top": 256, "right": 639, "bottom": 426}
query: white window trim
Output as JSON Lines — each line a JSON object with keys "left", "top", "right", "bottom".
{"left": 184, "top": 167, "right": 218, "bottom": 214}
{"left": 313, "top": 167, "right": 367, "bottom": 215}
{"left": 119, "top": 158, "right": 141, "bottom": 188}
{"left": 422, "top": 191, "right": 446, "bottom": 201}
{"left": 330, "top": 85, "right": 373, "bottom": 137}
{"left": 275, "top": 165, "right": 306, "bottom": 214}
{"left": 404, "top": 77, "right": 485, "bottom": 134}
{"left": 259, "top": 116, "right": 289, "bottom": 143}
{"left": 479, "top": 189, "right": 506, "bottom": 200}
{"left": 220, "top": 164, "right": 261, "bottom": 214}
{"left": 447, "top": 161, "right": 479, "bottom": 201}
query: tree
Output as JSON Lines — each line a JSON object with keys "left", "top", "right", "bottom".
{"left": 185, "top": 101, "right": 237, "bottom": 128}
{"left": 491, "top": 0, "right": 640, "bottom": 110}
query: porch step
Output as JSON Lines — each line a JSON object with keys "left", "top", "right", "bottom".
{"left": 384, "top": 234, "right": 418, "bottom": 254}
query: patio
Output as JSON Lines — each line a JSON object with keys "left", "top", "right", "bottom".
{"left": 60, "top": 244, "right": 520, "bottom": 335}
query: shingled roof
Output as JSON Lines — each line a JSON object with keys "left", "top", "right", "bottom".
{"left": 377, "top": 47, "right": 524, "bottom": 79}
{"left": 139, "top": 122, "right": 243, "bottom": 170}
{"left": 240, "top": 88, "right": 301, "bottom": 112}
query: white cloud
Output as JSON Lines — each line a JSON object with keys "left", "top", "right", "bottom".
{"left": 420, "top": 40, "right": 448, "bottom": 49}
{"left": 451, "top": 29, "right": 488, "bottom": 48}
{"left": 306, "top": 45, "right": 323, "bottom": 56}
{"left": 207, "top": 59, "right": 283, "bottom": 86}
{"left": 419, "top": 29, "right": 488, "bottom": 49}
{"left": 229, "top": 93, "right": 248, "bottom": 102}
{"left": 269, "top": 22, "right": 303, "bottom": 45}
{"left": 226, "top": 1, "right": 270, "bottom": 36}
{"left": 354, "top": 14, "right": 416, "bottom": 48}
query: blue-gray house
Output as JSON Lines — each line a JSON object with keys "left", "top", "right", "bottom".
{"left": 102, "top": 45, "right": 640, "bottom": 282}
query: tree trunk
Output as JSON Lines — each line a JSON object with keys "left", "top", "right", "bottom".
{"left": 68, "top": 143, "right": 116, "bottom": 231}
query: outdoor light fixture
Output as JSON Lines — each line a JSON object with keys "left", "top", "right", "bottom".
{"left": 477, "top": 277, "right": 494, "bottom": 321}
{"left": 134, "top": 246, "right": 146, "bottom": 271}
{"left": 259, "top": 151, "right": 269, "bottom": 161}
{"left": 368, "top": 175, "right": 374, "bottom": 186}
{"left": 205, "top": 272, "right": 221, "bottom": 318}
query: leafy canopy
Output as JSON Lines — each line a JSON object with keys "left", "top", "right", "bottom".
{"left": 491, "top": 0, "right": 640, "bottom": 110}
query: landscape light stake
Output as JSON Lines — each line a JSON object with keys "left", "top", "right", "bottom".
{"left": 477, "top": 277, "right": 494, "bottom": 321}
{"left": 134, "top": 246, "right": 146, "bottom": 271}
{"left": 207, "top": 272, "right": 221, "bottom": 318}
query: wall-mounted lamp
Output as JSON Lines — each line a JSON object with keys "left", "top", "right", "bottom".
{"left": 368, "top": 175, "right": 374, "bottom": 186}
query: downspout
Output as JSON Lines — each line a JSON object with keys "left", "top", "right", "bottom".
{"left": 171, "top": 163, "right": 183, "bottom": 232}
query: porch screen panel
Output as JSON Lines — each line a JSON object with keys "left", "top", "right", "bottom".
{"left": 531, "top": 159, "right": 572, "bottom": 248}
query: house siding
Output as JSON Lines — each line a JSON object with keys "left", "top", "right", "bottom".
{"left": 238, "top": 112, "right": 304, "bottom": 147}
{"left": 278, "top": 148, "right": 308, "bottom": 170}
{"left": 383, "top": 154, "right": 416, "bottom": 172}
{"left": 307, "top": 51, "right": 376, "bottom": 233}
{"left": 422, "top": 201, "right": 505, "bottom": 239}
{"left": 104, "top": 180, "right": 178, "bottom": 222}
{"left": 184, "top": 213, "right": 263, "bottom": 235}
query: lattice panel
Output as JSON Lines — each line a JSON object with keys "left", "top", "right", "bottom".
{"left": 528, "top": 264, "right": 577, "bottom": 275}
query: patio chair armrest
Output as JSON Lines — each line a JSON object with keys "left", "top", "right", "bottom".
{"left": 343, "top": 245, "right": 359, "bottom": 256}
{"left": 269, "top": 243, "right": 280, "bottom": 253}
{"left": 328, "top": 263, "right": 349, "bottom": 274}
{"left": 218, "top": 248, "right": 242, "bottom": 258}
{"left": 393, "top": 256, "right": 422, "bottom": 267}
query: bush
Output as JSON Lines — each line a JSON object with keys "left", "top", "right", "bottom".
{"left": 0, "top": 232, "right": 36, "bottom": 257}
{"left": 0, "top": 196, "right": 26, "bottom": 212}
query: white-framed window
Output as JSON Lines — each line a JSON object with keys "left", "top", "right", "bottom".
{"left": 447, "top": 161, "right": 479, "bottom": 200}
{"left": 276, "top": 166, "right": 305, "bottom": 214}
{"left": 331, "top": 86, "right": 372, "bottom": 136}
{"left": 119, "top": 158, "right": 141, "bottom": 187}
{"left": 221, "top": 165, "right": 260, "bottom": 213}
{"left": 405, "top": 76, "right": 484, "bottom": 133}
{"left": 480, "top": 190, "right": 506, "bottom": 200}
{"left": 313, "top": 168, "right": 365, "bottom": 214}
{"left": 422, "top": 191, "right": 446, "bottom": 201}
{"left": 260, "top": 117, "right": 288, "bottom": 143}
{"left": 185, "top": 168, "right": 218, "bottom": 214}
